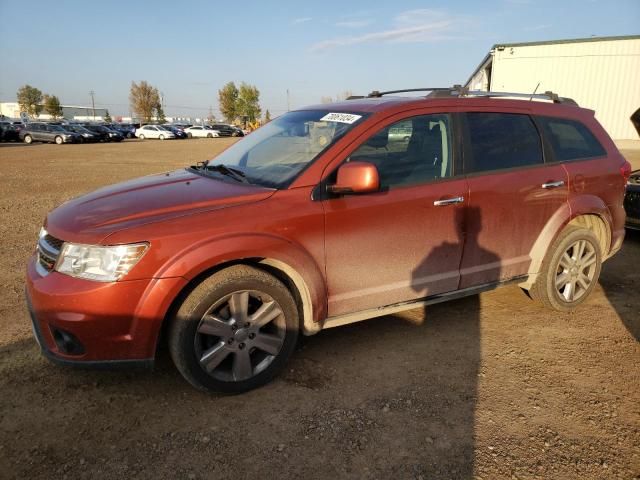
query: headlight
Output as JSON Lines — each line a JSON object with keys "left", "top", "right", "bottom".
{"left": 55, "top": 242, "right": 148, "bottom": 282}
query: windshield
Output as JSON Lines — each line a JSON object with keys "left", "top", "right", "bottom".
{"left": 204, "top": 109, "right": 366, "bottom": 188}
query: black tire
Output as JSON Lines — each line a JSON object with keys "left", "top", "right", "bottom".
{"left": 23, "top": 135, "right": 33, "bottom": 144}
{"left": 207, "top": 133, "right": 212, "bottom": 138}
{"left": 55, "top": 136, "right": 63, "bottom": 145}
{"left": 169, "top": 265, "right": 299, "bottom": 393}
{"left": 138, "top": 134, "right": 145, "bottom": 140}
{"left": 187, "top": 132, "right": 193, "bottom": 138}
{"left": 530, "top": 226, "right": 602, "bottom": 312}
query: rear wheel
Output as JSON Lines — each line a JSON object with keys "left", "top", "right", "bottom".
{"left": 55, "top": 136, "right": 63, "bottom": 145}
{"left": 159, "top": 134, "right": 165, "bottom": 141}
{"left": 207, "top": 133, "right": 213, "bottom": 138}
{"left": 23, "top": 135, "right": 33, "bottom": 144}
{"left": 169, "top": 265, "right": 299, "bottom": 393}
{"left": 530, "top": 226, "right": 602, "bottom": 311}
{"left": 187, "top": 132, "right": 193, "bottom": 138}
{"left": 138, "top": 134, "right": 145, "bottom": 140}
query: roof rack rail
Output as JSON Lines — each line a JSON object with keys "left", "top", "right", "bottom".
{"left": 367, "top": 87, "right": 454, "bottom": 98}
{"left": 358, "top": 85, "right": 578, "bottom": 105}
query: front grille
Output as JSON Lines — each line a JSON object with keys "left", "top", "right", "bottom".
{"left": 37, "top": 233, "right": 63, "bottom": 275}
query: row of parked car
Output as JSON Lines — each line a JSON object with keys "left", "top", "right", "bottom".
{"left": 0, "top": 120, "right": 246, "bottom": 144}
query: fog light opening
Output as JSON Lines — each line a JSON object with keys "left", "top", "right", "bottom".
{"left": 51, "top": 328, "right": 85, "bottom": 356}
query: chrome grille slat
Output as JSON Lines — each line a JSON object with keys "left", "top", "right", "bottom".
{"left": 36, "top": 233, "right": 63, "bottom": 276}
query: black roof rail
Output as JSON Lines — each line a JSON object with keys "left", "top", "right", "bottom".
{"left": 367, "top": 87, "right": 457, "bottom": 98}
{"left": 355, "top": 85, "right": 577, "bottom": 105}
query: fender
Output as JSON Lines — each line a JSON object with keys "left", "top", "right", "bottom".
{"left": 154, "top": 232, "right": 327, "bottom": 334}
{"left": 520, "top": 194, "right": 611, "bottom": 289}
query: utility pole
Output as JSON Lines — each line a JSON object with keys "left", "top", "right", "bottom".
{"left": 286, "top": 89, "right": 290, "bottom": 111}
{"left": 89, "top": 90, "right": 96, "bottom": 120}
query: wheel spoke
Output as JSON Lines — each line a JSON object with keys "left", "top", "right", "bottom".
{"left": 575, "top": 240, "right": 586, "bottom": 261}
{"left": 555, "top": 273, "right": 570, "bottom": 289}
{"left": 198, "top": 315, "right": 232, "bottom": 337}
{"left": 229, "top": 291, "right": 249, "bottom": 324}
{"left": 200, "top": 342, "right": 230, "bottom": 373}
{"left": 252, "top": 332, "right": 284, "bottom": 356}
{"left": 577, "top": 273, "right": 590, "bottom": 291}
{"left": 249, "top": 301, "right": 282, "bottom": 328}
{"left": 232, "top": 350, "right": 253, "bottom": 381}
{"left": 580, "top": 250, "right": 596, "bottom": 268}
{"left": 559, "top": 253, "right": 573, "bottom": 270}
{"left": 562, "top": 280, "right": 575, "bottom": 301}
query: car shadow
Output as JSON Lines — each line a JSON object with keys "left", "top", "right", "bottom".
{"left": 599, "top": 228, "right": 640, "bottom": 341}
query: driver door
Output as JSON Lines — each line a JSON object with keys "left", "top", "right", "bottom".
{"left": 322, "top": 113, "right": 468, "bottom": 317}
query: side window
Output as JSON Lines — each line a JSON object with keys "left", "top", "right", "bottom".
{"left": 464, "top": 113, "right": 543, "bottom": 173}
{"left": 348, "top": 114, "right": 453, "bottom": 189}
{"left": 538, "top": 116, "right": 606, "bottom": 161}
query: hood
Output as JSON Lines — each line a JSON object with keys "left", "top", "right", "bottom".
{"left": 46, "top": 169, "right": 275, "bottom": 242}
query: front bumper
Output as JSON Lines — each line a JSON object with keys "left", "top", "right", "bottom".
{"left": 26, "top": 256, "right": 187, "bottom": 365}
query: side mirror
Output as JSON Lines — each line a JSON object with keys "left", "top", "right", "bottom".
{"left": 328, "top": 161, "right": 380, "bottom": 195}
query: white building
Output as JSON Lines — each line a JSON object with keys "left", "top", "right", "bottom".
{"left": 465, "top": 35, "right": 640, "bottom": 140}
{"left": 0, "top": 101, "right": 108, "bottom": 121}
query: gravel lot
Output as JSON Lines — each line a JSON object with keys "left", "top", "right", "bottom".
{"left": 0, "top": 139, "right": 638, "bottom": 479}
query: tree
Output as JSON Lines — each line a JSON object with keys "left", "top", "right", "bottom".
{"left": 129, "top": 81, "right": 160, "bottom": 123}
{"left": 43, "top": 95, "right": 63, "bottom": 120}
{"left": 218, "top": 82, "right": 239, "bottom": 123}
{"left": 155, "top": 103, "right": 166, "bottom": 124}
{"left": 17, "top": 85, "right": 43, "bottom": 118}
{"left": 237, "top": 82, "right": 261, "bottom": 123}
{"left": 104, "top": 110, "right": 112, "bottom": 123}
{"left": 264, "top": 109, "right": 271, "bottom": 123}
{"left": 320, "top": 96, "right": 333, "bottom": 104}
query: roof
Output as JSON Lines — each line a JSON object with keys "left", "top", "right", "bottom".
{"left": 465, "top": 34, "right": 640, "bottom": 86}
{"left": 492, "top": 34, "right": 640, "bottom": 49}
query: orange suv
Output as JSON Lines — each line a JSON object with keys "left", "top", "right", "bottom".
{"left": 26, "top": 87, "right": 631, "bottom": 392}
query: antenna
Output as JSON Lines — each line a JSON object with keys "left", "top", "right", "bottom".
{"left": 529, "top": 82, "right": 540, "bottom": 101}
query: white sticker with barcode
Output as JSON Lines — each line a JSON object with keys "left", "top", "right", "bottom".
{"left": 320, "top": 112, "right": 362, "bottom": 124}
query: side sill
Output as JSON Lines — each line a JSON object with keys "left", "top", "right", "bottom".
{"left": 322, "top": 275, "right": 528, "bottom": 330}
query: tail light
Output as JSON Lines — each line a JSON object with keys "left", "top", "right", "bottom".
{"left": 621, "top": 159, "right": 632, "bottom": 183}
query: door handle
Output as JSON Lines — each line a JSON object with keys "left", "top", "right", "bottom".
{"left": 541, "top": 180, "right": 565, "bottom": 189}
{"left": 433, "top": 196, "right": 464, "bottom": 206}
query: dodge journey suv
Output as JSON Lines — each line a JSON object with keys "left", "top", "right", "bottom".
{"left": 26, "top": 87, "right": 631, "bottom": 393}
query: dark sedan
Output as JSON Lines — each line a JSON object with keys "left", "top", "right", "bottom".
{"left": 625, "top": 169, "right": 640, "bottom": 230}
{"left": 0, "top": 121, "right": 20, "bottom": 142}
{"left": 84, "top": 124, "right": 123, "bottom": 142}
{"left": 162, "top": 125, "right": 188, "bottom": 139}
{"left": 62, "top": 125, "right": 100, "bottom": 143}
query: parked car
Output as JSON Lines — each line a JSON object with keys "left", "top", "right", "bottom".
{"left": 162, "top": 125, "right": 188, "bottom": 139}
{"left": 135, "top": 125, "right": 176, "bottom": 140}
{"left": 112, "top": 123, "right": 136, "bottom": 139}
{"left": 624, "top": 169, "right": 640, "bottom": 230}
{"left": 208, "top": 123, "right": 237, "bottom": 137}
{"left": 20, "top": 123, "right": 81, "bottom": 144}
{"left": 83, "top": 124, "right": 123, "bottom": 142}
{"left": 25, "top": 87, "right": 630, "bottom": 393}
{"left": 184, "top": 126, "right": 220, "bottom": 138}
{"left": 0, "top": 121, "right": 20, "bottom": 142}
{"left": 61, "top": 124, "right": 100, "bottom": 143}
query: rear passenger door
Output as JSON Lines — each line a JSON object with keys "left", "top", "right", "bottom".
{"left": 459, "top": 111, "right": 569, "bottom": 288}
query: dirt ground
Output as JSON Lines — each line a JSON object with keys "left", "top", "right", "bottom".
{"left": 0, "top": 139, "right": 638, "bottom": 480}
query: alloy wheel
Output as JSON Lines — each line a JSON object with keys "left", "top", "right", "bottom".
{"left": 194, "top": 290, "right": 286, "bottom": 382}
{"left": 555, "top": 239, "right": 597, "bottom": 302}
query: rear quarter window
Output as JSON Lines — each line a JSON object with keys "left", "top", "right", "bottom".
{"left": 464, "top": 113, "right": 543, "bottom": 174}
{"left": 538, "top": 116, "right": 606, "bottom": 161}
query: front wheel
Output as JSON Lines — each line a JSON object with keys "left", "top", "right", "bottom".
{"left": 530, "top": 226, "right": 602, "bottom": 311}
{"left": 159, "top": 134, "right": 165, "bottom": 141}
{"left": 169, "top": 265, "right": 299, "bottom": 393}
{"left": 207, "top": 133, "right": 212, "bottom": 138}
{"left": 55, "top": 136, "right": 63, "bottom": 145}
{"left": 23, "top": 135, "right": 33, "bottom": 144}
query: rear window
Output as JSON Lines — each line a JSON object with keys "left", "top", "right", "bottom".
{"left": 538, "top": 116, "right": 606, "bottom": 161}
{"left": 464, "top": 113, "right": 543, "bottom": 174}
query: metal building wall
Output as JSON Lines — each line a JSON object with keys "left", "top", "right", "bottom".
{"left": 488, "top": 38, "right": 640, "bottom": 140}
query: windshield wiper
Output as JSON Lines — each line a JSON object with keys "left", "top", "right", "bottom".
{"left": 204, "top": 163, "right": 248, "bottom": 183}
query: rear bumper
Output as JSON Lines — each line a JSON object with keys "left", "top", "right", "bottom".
{"left": 26, "top": 255, "right": 187, "bottom": 364}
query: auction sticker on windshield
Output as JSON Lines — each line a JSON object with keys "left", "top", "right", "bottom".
{"left": 320, "top": 113, "right": 362, "bottom": 124}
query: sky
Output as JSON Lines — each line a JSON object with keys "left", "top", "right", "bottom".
{"left": 0, "top": 0, "right": 638, "bottom": 119}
